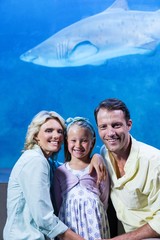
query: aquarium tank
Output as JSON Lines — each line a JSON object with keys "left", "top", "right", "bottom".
{"left": 0, "top": 0, "right": 160, "bottom": 181}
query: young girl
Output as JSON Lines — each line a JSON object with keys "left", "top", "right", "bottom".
{"left": 53, "top": 117, "right": 110, "bottom": 240}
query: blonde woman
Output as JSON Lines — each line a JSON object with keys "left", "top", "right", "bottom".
{"left": 3, "top": 110, "right": 106, "bottom": 240}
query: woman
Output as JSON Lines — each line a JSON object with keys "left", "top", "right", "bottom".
{"left": 3, "top": 110, "right": 106, "bottom": 240}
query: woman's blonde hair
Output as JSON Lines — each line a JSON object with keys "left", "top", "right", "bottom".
{"left": 23, "top": 110, "right": 66, "bottom": 153}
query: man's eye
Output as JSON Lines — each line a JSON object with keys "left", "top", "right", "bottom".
{"left": 113, "top": 123, "right": 121, "bottom": 128}
{"left": 99, "top": 125, "right": 107, "bottom": 130}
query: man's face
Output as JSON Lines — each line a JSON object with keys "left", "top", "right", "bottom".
{"left": 97, "top": 108, "right": 132, "bottom": 155}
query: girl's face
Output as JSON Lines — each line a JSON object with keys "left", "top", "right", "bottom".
{"left": 67, "top": 124, "right": 94, "bottom": 161}
{"left": 35, "top": 118, "right": 64, "bottom": 158}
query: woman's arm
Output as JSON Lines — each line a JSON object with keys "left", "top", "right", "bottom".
{"left": 58, "top": 228, "right": 85, "bottom": 240}
{"left": 89, "top": 153, "right": 107, "bottom": 184}
{"left": 20, "top": 157, "right": 68, "bottom": 238}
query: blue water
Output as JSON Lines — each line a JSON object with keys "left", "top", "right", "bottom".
{"left": 0, "top": 0, "right": 160, "bottom": 178}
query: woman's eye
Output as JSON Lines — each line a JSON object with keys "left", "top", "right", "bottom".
{"left": 58, "top": 129, "right": 63, "bottom": 134}
{"left": 45, "top": 129, "right": 52, "bottom": 133}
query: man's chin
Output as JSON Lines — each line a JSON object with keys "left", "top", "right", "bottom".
{"left": 106, "top": 144, "right": 118, "bottom": 152}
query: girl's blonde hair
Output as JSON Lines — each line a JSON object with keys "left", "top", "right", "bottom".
{"left": 23, "top": 110, "right": 66, "bottom": 153}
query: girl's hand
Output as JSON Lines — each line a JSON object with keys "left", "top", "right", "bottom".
{"left": 89, "top": 153, "right": 107, "bottom": 184}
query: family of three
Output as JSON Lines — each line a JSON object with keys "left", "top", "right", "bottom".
{"left": 3, "top": 98, "right": 160, "bottom": 240}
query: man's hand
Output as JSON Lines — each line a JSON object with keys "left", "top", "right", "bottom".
{"left": 100, "top": 223, "right": 160, "bottom": 240}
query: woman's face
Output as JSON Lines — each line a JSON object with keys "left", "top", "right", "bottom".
{"left": 35, "top": 118, "right": 64, "bottom": 158}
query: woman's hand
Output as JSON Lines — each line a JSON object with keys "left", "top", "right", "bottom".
{"left": 89, "top": 153, "right": 107, "bottom": 184}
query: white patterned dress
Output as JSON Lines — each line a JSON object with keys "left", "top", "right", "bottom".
{"left": 58, "top": 163, "right": 110, "bottom": 240}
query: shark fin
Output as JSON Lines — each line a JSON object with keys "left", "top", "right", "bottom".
{"left": 69, "top": 41, "right": 98, "bottom": 61}
{"left": 139, "top": 40, "right": 159, "bottom": 52}
{"left": 106, "top": 0, "right": 129, "bottom": 11}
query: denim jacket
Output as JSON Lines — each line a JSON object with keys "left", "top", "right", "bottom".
{"left": 3, "top": 145, "right": 68, "bottom": 240}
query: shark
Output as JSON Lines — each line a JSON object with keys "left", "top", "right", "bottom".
{"left": 20, "top": 0, "right": 160, "bottom": 67}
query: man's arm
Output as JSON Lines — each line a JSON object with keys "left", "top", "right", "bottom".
{"left": 109, "top": 223, "right": 159, "bottom": 240}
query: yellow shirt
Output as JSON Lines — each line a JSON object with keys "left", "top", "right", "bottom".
{"left": 101, "top": 136, "right": 160, "bottom": 234}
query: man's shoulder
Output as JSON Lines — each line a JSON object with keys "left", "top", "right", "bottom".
{"left": 132, "top": 137, "right": 160, "bottom": 163}
{"left": 100, "top": 144, "right": 108, "bottom": 155}
{"left": 132, "top": 137, "right": 160, "bottom": 153}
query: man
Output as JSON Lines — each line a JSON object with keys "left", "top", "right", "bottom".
{"left": 94, "top": 98, "right": 160, "bottom": 240}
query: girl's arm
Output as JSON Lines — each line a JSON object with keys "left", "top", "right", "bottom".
{"left": 99, "top": 172, "right": 110, "bottom": 209}
{"left": 89, "top": 153, "right": 107, "bottom": 184}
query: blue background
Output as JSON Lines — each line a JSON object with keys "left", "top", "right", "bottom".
{"left": 0, "top": 0, "right": 160, "bottom": 175}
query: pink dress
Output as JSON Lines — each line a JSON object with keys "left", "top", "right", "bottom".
{"left": 55, "top": 163, "right": 110, "bottom": 240}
